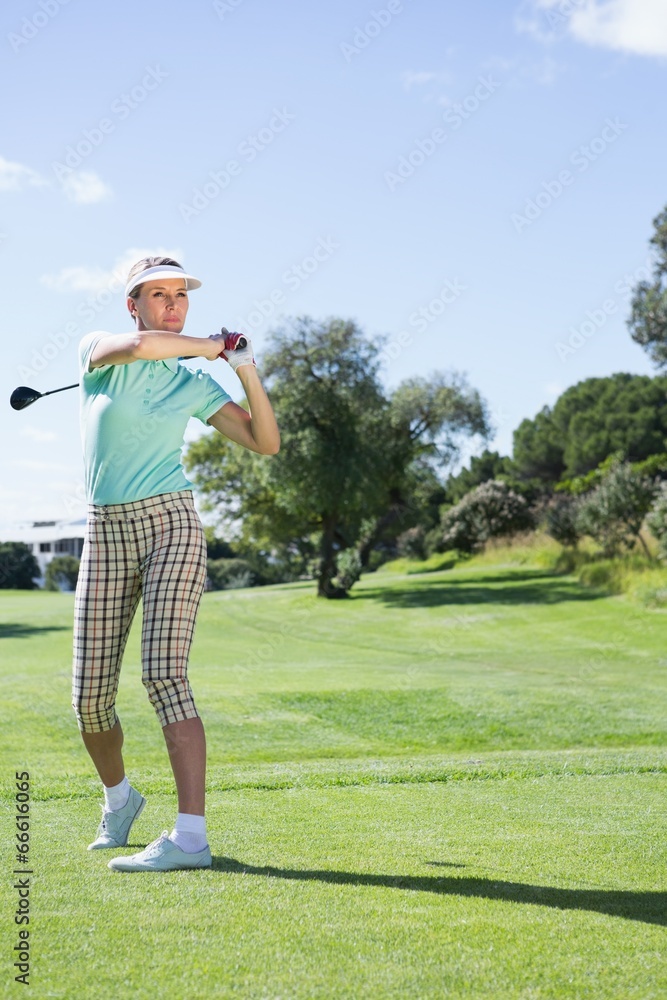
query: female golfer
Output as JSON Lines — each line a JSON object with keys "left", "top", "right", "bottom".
{"left": 73, "top": 255, "right": 279, "bottom": 872}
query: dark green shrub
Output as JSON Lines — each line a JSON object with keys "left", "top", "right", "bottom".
{"left": 575, "top": 460, "right": 656, "bottom": 558}
{"left": 440, "top": 480, "right": 535, "bottom": 554}
{"left": 396, "top": 526, "right": 427, "bottom": 560}
{"left": 45, "top": 556, "right": 80, "bottom": 592}
{"left": 543, "top": 494, "right": 581, "bottom": 547}
{"left": 207, "top": 558, "right": 257, "bottom": 590}
{"left": 0, "top": 542, "right": 40, "bottom": 589}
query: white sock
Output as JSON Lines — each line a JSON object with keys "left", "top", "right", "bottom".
{"left": 169, "top": 813, "right": 207, "bottom": 853}
{"left": 104, "top": 776, "right": 130, "bottom": 812}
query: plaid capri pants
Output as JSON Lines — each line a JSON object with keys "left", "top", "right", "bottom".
{"left": 72, "top": 490, "right": 207, "bottom": 733}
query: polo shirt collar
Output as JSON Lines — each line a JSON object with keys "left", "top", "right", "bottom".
{"left": 164, "top": 356, "right": 181, "bottom": 373}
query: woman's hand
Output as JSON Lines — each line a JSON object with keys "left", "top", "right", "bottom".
{"left": 219, "top": 327, "right": 256, "bottom": 372}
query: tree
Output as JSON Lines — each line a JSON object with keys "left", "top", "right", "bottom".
{"left": 0, "top": 542, "right": 39, "bottom": 589}
{"left": 513, "top": 406, "right": 565, "bottom": 483}
{"left": 440, "top": 480, "right": 535, "bottom": 554}
{"left": 354, "top": 372, "right": 491, "bottom": 568}
{"left": 185, "top": 316, "right": 490, "bottom": 596}
{"left": 513, "top": 374, "right": 667, "bottom": 485}
{"left": 627, "top": 205, "right": 667, "bottom": 368}
{"left": 44, "top": 556, "right": 80, "bottom": 592}
{"left": 187, "top": 317, "right": 391, "bottom": 597}
{"left": 575, "top": 460, "right": 657, "bottom": 558}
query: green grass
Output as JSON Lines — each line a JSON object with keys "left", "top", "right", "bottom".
{"left": 1, "top": 564, "right": 666, "bottom": 998}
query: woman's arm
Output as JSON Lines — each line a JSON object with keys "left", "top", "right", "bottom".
{"left": 206, "top": 366, "right": 280, "bottom": 455}
{"left": 89, "top": 331, "right": 224, "bottom": 369}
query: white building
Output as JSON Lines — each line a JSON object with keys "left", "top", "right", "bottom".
{"left": 2, "top": 518, "right": 86, "bottom": 587}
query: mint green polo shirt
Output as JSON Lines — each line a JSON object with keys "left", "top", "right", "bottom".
{"left": 79, "top": 331, "right": 232, "bottom": 505}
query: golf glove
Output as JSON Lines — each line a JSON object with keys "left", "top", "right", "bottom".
{"left": 219, "top": 328, "right": 255, "bottom": 371}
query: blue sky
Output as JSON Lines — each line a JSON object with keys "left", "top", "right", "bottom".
{"left": 1, "top": 0, "right": 666, "bottom": 530}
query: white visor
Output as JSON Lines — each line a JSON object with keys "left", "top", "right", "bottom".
{"left": 125, "top": 264, "right": 202, "bottom": 299}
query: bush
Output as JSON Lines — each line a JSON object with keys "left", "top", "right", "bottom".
{"left": 646, "top": 482, "right": 667, "bottom": 558}
{"left": 396, "top": 526, "right": 427, "bottom": 560}
{"left": 575, "top": 460, "right": 657, "bottom": 558}
{"left": 364, "top": 548, "right": 391, "bottom": 573}
{"left": 204, "top": 530, "right": 236, "bottom": 560}
{"left": 440, "top": 480, "right": 535, "bottom": 554}
{"left": 44, "top": 556, "right": 80, "bottom": 592}
{"left": 0, "top": 542, "right": 40, "bottom": 589}
{"left": 542, "top": 493, "right": 581, "bottom": 547}
{"left": 332, "top": 549, "right": 362, "bottom": 592}
{"left": 207, "top": 558, "right": 257, "bottom": 590}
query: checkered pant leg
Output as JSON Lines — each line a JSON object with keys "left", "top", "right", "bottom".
{"left": 72, "top": 491, "right": 207, "bottom": 733}
{"left": 140, "top": 503, "right": 207, "bottom": 726}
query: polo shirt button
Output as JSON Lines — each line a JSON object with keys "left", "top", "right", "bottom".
{"left": 149, "top": 374, "right": 154, "bottom": 380}
{"left": 145, "top": 389, "right": 151, "bottom": 394}
{"left": 143, "top": 400, "right": 150, "bottom": 405}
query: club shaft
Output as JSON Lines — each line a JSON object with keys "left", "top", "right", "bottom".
{"left": 42, "top": 383, "right": 79, "bottom": 397}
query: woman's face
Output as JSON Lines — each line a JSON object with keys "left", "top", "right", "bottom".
{"left": 128, "top": 278, "right": 190, "bottom": 333}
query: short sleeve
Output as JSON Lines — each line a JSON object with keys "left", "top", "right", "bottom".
{"left": 189, "top": 369, "right": 233, "bottom": 424}
{"left": 79, "top": 332, "right": 112, "bottom": 379}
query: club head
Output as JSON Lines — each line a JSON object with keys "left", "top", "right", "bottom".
{"left": 10, "top": 386, "right": 42, "bottom": 410}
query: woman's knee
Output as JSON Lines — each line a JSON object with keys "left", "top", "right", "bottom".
{"left": 72, "top": 698, "right": 119, "bottom": 734}
{"left": 142, "top": 675, "right": 198, "bottom": 727}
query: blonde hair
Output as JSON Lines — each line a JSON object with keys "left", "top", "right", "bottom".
{"left": 126, "top": 256, "right": 183, "bottom": 300}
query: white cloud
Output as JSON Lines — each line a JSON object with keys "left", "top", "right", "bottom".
{"left": 569, "top": 0, "right": 667, "bottom": 56}
{"left": 516, "top": 0, "right": 667, "bottom": 57}
{"left": 401, "top": 69, "right": 455, "bottom": 106}
{"left": 20, "top": 426, "right": 58, "bottom": 444}
{"left": 0, "top": 154, "right": 113, "bottom": 206}
{"left": 401, "top": 71, "right": 440, "bottom": 91}
{"left": 60, "top": 170, "right": 112, "bottom": 204}
{"left": 0, "top": 155, "right": 48, "bottom": 191}
{"left": 40, "top": 266, "right": 111, "bottom": 294}
{"left": 482, "top": 52, "right": 568, "bottom": 86}
{"left": 40, "top": 246, "right": 184, "bottom": 295}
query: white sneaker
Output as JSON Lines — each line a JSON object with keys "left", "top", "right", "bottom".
{"left": 87, "top": 788, "right": 146, "bottom": 850}
{"left": 108, "top": 832, "right": 212, "bottom": 872}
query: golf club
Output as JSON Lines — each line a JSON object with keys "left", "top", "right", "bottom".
{"left": 9, "top": 335, "right": 248, "bottom": 410}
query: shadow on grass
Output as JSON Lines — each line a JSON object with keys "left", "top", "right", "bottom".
{"left": 356, "top": 570, "right": 602, "bottom": 609}
{"left": 0, "top": 623, "right": 70, "bottom": 639}
{"left": 212, "top": 856, "right": 665, "bottom": 926}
